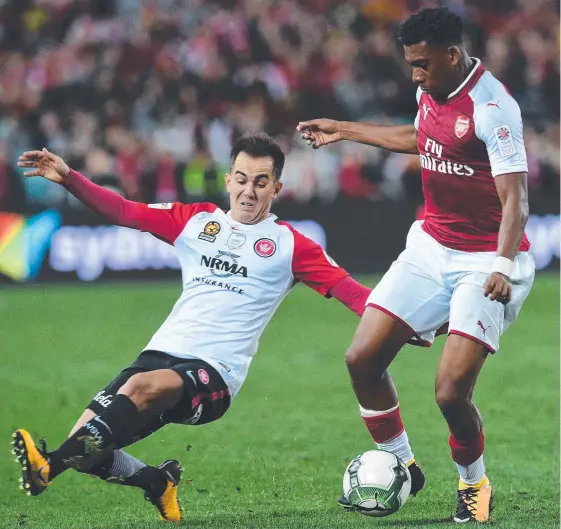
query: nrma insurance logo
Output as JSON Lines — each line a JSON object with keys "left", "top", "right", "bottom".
{"left": 0, "top": 210, "right": 62, "bottom": 282}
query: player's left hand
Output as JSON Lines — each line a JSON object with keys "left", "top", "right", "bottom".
{"left": 17, "top": 148, "right": 69, "bottom": 184}
{"left": 484, "top": 272, "right": 512, "bottom": 304}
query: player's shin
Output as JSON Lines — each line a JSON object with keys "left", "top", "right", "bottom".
{"left": 80, "top": 450, "right": 147, "bottom": 483}
{"left": 439, "top": 394, "right": 486, "bottom": 484}
{"left": 360, "top": 404, "right": 414, "bottom": 465}
{"left": 83, "top": 450, "right": 172, "bottom": 493}
{"left": 48, "top": 395, "right": 140, "bottom": 479}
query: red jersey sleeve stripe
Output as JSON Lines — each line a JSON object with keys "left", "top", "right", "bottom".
{"left": 63, "top": 171, "right": 218, "bottom": 244}
{"left": 278, "top": 221, "right": 349, "bottom": 296}
{"left": 135, "top": 202, "right": 219, "bottom": 244}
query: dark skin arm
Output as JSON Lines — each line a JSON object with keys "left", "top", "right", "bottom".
{"left": 484, "top": 172, "right": 529, "bottom": 303}
{"left": 296, "top": 119, "right": 419, "bottom": 155}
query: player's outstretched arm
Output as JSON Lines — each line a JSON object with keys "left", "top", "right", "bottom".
{"left": 19, "top": 148, "right": 198, "bottom": 244}
{"left": 280, "top": 222, "right": 372, "bottom": 316}
{"left": 19, "top": 148, "right": 146, "bottom": 230}
{"left": 329, "top": 276, "right": 371, "bottom": 317}
{"left": 296, "top": 119, "right": 418, "bottom": 154}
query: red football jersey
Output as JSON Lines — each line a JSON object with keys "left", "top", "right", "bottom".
{"left": 415, "top": 58, "right": 530, "bottom": 252}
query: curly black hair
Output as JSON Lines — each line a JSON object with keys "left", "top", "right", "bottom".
{"left": 398, "top": 7, "right": 463, "bottom": 47}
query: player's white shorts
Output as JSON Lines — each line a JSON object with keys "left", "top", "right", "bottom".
{"left": 367, "top": 221, "right": 535, "bottom": 352}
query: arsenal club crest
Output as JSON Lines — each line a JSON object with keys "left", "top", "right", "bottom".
{"left": 454, "top": 115, "right": 471, "bottom": 139}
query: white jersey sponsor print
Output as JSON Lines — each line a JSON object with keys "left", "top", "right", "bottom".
{"left": 136, "top": 203, "right": 347, "bottom": 397}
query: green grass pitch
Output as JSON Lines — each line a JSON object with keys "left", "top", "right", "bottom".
{"left": 0, "top": 275, "right": 558, "bottom": 528}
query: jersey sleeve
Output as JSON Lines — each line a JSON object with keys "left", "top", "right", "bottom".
{"left": 135, "top": 202, "right": 218, "bottom": 244}
{"left": 280, "top": 222, "right": 349, "bottom": 296}
{"left": 473, "top": 97, "right": 528, "bottom": 177}
{"left": 63, "top": 170, "right": 217, "bottom": 244}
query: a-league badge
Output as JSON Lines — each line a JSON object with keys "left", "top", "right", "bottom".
{"left": 198, "top": 221, "right": 221, "bottom": 243}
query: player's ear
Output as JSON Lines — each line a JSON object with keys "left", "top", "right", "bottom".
{"left": 448, "top": 46, "right": 461, "bottom": 66}
{"left": 273, "top": 180, "right": 283, "bottom": 199}
{"left": 224, "top": 172, "right": 232, "bottom": 189}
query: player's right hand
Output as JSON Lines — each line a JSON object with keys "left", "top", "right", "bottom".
{"left": 17, "top": 148, "right": 70, "bottom": 184}
{"left": 297, "top": 119, "right": 342, "bottom": 149}
{"left": 484, "top": 272, "right": 512, "bottom": 304}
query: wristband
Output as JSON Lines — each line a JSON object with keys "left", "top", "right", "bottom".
{"left": 492, "top": 256, "right": 513, "bottom": 278}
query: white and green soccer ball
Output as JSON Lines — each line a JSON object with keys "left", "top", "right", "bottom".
{"left": 343, "top": 450, "right": 411, "bottom": 517}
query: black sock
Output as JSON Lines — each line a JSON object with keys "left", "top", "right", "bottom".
{"left": 49, "top": 395, "right": 139, "bottom": 479}
{"left": 79, "top": 459, "right": 164, "bottom": 492}
{"left": 122, "top": 465, "right": 166, "bottom": 493}
{"left": 76, "top": 452, "right": 115, "bottom": 481}
{"left": 79, "top": 453, "right": 160, "bottom": 491}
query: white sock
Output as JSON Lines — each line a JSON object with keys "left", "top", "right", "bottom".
{"left": 376, "top": 430, "right": 415, "bottom": 465}
{"left": 359, "top": 404, "right": 414, "bottom": 464}
{"left": 359, "top": 404, "right": 399, "bottom": 417}
{"left": 108, "top": 450, "right": 147, "bottom": 479}
{"left": 457, "top": 454, "right": 485, "bottom": 485}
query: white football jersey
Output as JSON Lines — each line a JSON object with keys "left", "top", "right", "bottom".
{"left": 134, "top": 202, "right": 348, "bottom": 396}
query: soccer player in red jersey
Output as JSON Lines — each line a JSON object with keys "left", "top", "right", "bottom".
{"left": 298, "top": 7, "right": 534, "bottom": 523}
{"left": 13, "top": 134, "right": 372, "bottom": 522}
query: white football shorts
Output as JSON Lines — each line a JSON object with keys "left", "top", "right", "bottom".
{"left": 367, "top": 221, "right": 535, "bottom": 352}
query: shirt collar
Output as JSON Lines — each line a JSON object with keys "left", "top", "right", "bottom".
{"left": 225, "top": 210, "right": 277, "bottom": 228}
{"left": 447, "top": 57, "right": 483, "bottom": 100}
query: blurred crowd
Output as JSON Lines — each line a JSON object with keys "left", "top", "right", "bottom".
{"left": 0, "top": 0, "right": 559, "bottom": 211}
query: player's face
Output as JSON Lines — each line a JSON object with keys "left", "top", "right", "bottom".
{"left": 404, "top": 42, "right": 462, "bottom": 101}
{"left": 225, "top": 152, "right": 283, "bottom": 224}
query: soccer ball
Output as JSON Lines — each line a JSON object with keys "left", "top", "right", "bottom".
{"left": 342, "top": 450, "right": 411, "bottom": 517}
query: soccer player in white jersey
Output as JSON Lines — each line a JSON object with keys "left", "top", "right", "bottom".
{"left": 13, "top": 133, "right": 371, "bottom": 522}
{"left": 298, "top": 7, "right": 534, "bottom": 523}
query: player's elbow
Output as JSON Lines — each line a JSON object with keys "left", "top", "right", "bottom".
{"left": 508, "top": 197, "right": 529, "bottom": 231}
{"left": 407, "top": 134, "right": 419, "bottom": 154}
{"left": 395, "top": 135, "right": 418, "bottom": 155}
{"left": 502, "top": 189, "right": 529, "bottom": 226}
{"left": 519, "top": 196, "right": 529, "bottom": 225}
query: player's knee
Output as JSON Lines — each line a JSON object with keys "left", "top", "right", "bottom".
{"left": 119, "top": 373, "right": 155, "bottom": 405}
{"left": 120, "top": 371, "right": 181, "bottom": 409}
{"left": 345, "top": 343, "right": 383, "bottom": 376}
{"left": 345, "top": 344, "right": 366, "bottom": 370}
{"left": 435, "top": 379, "right": 466, "bottom": 413}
